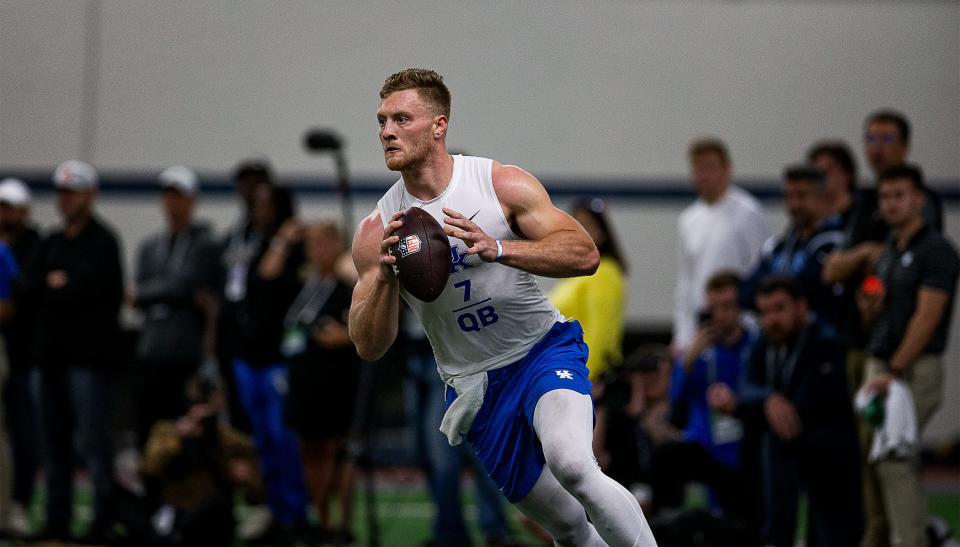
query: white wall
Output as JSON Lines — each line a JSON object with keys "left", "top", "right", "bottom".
{"left": 2, "top": 1, "right": 958, "bottom": 182}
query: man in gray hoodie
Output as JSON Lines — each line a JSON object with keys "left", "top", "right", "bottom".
{"left": 132, "top": 166, "right": 218, "bottom": 448}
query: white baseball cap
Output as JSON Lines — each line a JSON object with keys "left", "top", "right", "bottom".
{"left": 53, "top": 160, "right": 98, "bottom": 190}
{"left": 0, "top": 178, "right": 31, "bottom": 207}
{"left": 158, "top": 165, "right": 198, "bottom": 196}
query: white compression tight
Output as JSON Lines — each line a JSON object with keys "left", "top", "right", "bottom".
{"left": 515, "top": 390, "right": 657, "bottom": 547}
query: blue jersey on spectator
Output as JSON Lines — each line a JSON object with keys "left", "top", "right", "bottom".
{"left": 743, "top": 214, "right": 844, "bottom": 328}
{"left": 0, "top": 242, "right": 19, "bottom": 300}
{"left": 671, "top": 327, "right": 757, "bottom": 470}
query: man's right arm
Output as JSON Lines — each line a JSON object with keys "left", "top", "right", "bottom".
{"left": 672, "top": 219, "right": 691, "bottom": 352}
{"left": 822, "top": 242, "right": 884, "bottom": 283}
{"left": 348, "top": 210, "right": 403, "bottom": 361}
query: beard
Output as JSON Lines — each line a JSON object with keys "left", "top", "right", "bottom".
{"left": 384, "top": 135, "right": 433, "bottom": 172}
{"left": 764, "top": 325, "right": 789, "bottom": 345}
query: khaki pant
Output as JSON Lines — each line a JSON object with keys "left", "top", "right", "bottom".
{"left": 849, "top": 349, "right": 883, "bottom": 547}
{"left": 861, "top": 355, "right": 943, "bottom": 547}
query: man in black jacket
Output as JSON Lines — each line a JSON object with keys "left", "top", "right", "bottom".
{"left": 709, "top": 276, "right": 862, "bottom": 547}
{"left": 24, "top": 160, "right": 124, "bottom": 542}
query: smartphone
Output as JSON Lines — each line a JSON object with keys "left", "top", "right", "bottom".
{"left": 697, "top": 309, "right": 713, "bottom": 326}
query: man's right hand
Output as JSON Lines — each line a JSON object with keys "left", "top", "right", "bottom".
{"left": 764, "top": 393, "right": 802, "bottom": 441}
{"left": 47, "top": 270, "right": 69, "bottom": 289}
{"left": 856, "top": 283, "right": 885, "bottom": 326}
{"left": 376, "top": 211, "right": 404, "bottom": 284}
{"left": 707, "top": 382, "right": 737, "bottom": 414}
{"left": 683, "top": 325, "right": 716, "bottom": 370}
{"left": 349, "top": 210, "right": 404, "bottom": 361}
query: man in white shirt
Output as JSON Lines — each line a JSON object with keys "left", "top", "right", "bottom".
{"left": 673, "top": 137, "right": 770, "bottom": 352}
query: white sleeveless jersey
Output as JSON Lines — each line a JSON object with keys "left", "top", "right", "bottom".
{"left": 377, "top": 155, "right": 562, "bottom": 381}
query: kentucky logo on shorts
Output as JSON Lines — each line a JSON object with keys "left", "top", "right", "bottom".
{"left": 555, "top": 370, "right": 573, "bottom": 380}
{"left": 399, "top": 234, "right": 422, "bottom": 257}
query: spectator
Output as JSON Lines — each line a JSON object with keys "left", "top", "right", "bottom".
{"left": 216, "top": 159, "right": 274, "bottom": 433}
{"left": 863, "top": 109, "right": 942, "bottom": 232}
{"left": 807, "top": 142, "right": 874, "bottom": 385}
{"left": 0, "top": 178, "right": 41, "bottom": 536}
{"left": 824, "top": 113, "right": 944, "bottom": 304}
{"left": 743, "top": 165, "right": 844, "bottom": 329}
{"left": 550, "top": 197, "right": 628, "bottom": 480}
{"left": 214, "top": 159, "right": 275, "bottom": 540}
{"left": 673, "top": 137, "right": 770, "bottom": 352}
{"left": 551, "top": 197, "right": 628, "bottom": 384}
{"left": 24, "top": 160, "right": 124, "bottom": 543}
{"left": 713, "top": 276, "right": 862, "bottom": 547}
{"left": 654, "top": 272, "right": 760, "bottom": 530}
{"left": 131, "top": 166, "right": 218, "bottom": 448}
{"left": 858, "top": 165, "right": 959, "bottom": 547}
{"left": 618, "top": 347, "right": 680, "bottom": 487}
{"left": 125, "top": 374, "right": 263, "bottom": 546}
{"left": 807, "top": 141, "right": 858, "bottom": 220}
{"left": 272, "top": 221, "right": 360, "bottom": 545}
{"left": 231, "top": 184, "right": 309, "bottom": 542}
{"left": 0, "top": 238, "right": 18, "bottom": 537}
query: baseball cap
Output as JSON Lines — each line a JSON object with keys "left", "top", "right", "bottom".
{"left": 53, "top": 160, "right": 98, "bottom": 190}
{"left": 0, "top": 178, "right": 32, "bottom": 207}
{"left": 158, "top": 165, "right": 198, "bottom": 195}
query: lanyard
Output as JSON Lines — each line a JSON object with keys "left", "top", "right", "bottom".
{"left": 284, "top": 275, "right": 337, "bottom": 328}
{"left": 704, "top": 330, "right": 753, "bottom": 386}
{"left": 153, "top": 230, "right": 192, "bottom": 275}
{"left": 765, "top": 326, "right": 808, "bottom": 390}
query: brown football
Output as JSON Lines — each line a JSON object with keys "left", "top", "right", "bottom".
{"left": 389, "top": 207, "right": 451, "bottom": 302}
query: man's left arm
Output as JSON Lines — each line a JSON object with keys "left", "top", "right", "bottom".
{"left": 443, "top": 163, "right": 599, "bottom": 278}
{"left": 890, "top": 240, "right": 959, "bottom": 373}
{"left": 889, "top": 288, "right": 951, "bottom": 373}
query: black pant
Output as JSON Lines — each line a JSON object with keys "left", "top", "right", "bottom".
{"left": 38, "top": 367, "right": 115, "bottom": 530}
{"left": 652, "top": 441, "right": 748, "bottom": 515}
{"left": 4, "top": 366, "right": 38, "bottom": 506}
{"left": 760, "top": 431, "right": 863, "bottom": 547}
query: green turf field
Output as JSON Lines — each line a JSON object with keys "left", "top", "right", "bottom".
{"left": 4, "top": 478, "right": 957, "bottom": 546}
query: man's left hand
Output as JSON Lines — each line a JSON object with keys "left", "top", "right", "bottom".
{"left": 47, "top": 270, "right": 69, "bottom": 289}
{"left": 443, "top": 207, "right": 498, "bottom": 262}
{"left": 865, "top": 372, "right": 895, "bottom": 396}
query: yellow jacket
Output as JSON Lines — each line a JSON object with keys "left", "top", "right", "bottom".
{"left": 549, "top": 256, "right": 626, "bottom": 381}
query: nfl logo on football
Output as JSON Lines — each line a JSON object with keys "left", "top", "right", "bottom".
{"left": 400, "top": 234, "right": 422, "bottom": 257}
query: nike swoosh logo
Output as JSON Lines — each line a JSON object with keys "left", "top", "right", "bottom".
{"left": 468, "top": 209, "right": 481, "bottom": 221}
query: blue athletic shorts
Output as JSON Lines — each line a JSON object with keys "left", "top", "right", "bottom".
{"left": 445, "top": 320, "right": 592, "bottom": 502}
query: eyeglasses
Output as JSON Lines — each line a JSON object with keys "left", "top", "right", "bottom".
{"left": 864, "top": 133, "right": 900, "bottom": 145}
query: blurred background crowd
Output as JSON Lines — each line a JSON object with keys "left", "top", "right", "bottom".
{"left": 2, "top": 2, "right": 958, "bottom": 546}
{"left": 0, "top": 108, "right": 956, "bottom": 547}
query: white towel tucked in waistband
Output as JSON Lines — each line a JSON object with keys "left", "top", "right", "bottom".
{"left": 439, "top": 371, "right": 488, "bottom": 446}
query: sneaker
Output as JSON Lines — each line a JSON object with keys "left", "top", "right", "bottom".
{"left": 4, "top": 502, "right": 31, "bottom": 537}
{"left": 928, "top": 516, "right": 955, "bottom": 547}
{"left": 237, "top": 504, "right": 273, "bottom": 542}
